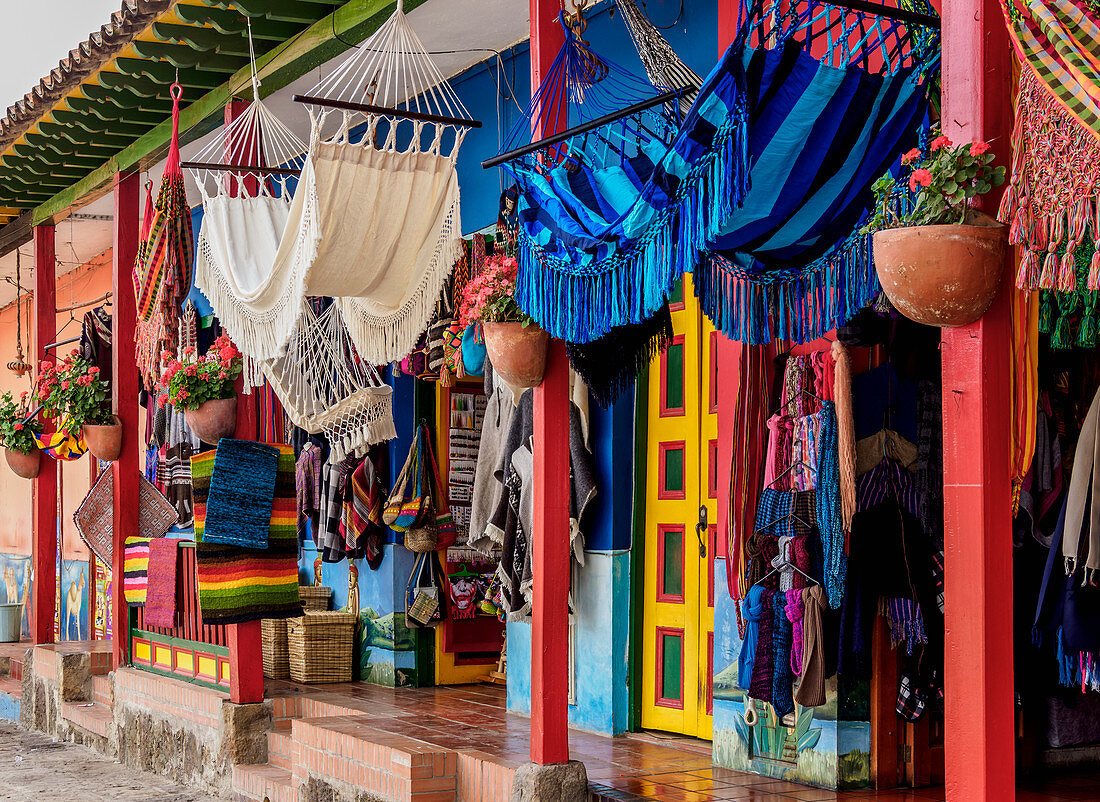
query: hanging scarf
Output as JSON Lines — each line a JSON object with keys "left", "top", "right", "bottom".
{"left": 817, "top": 401, "right": 847, "bottom": 608}
{"left": 1063, "top": 385, "right": 1100, "bottom": 579}
{"left": 832, "top": 340, "right": 857, "bottom": 532}
{"left": 770, "top": 588, "right": 795, "bottom": 717}
{"left": 739, "top": 585, "right": 767, "bottom": 688}
{"left": 794, "top": 585, "right": 827, "bottom": 707}
{"left": 726, "top": 343, "right": 773, "bottom": 604}
{"left": 564, "top": 305, "right": 673, "bottom": 408}
{"left": 749, "top": 589, "right": 776, "bottom": 702}
{"left": 134, "top": 84, "right": 193, "bottom": 388}
{"left": 785, "top": 589, "right": 806, "bottom": 675}
{"left": 885, "top": 596, "right": 928, "bottom": 655}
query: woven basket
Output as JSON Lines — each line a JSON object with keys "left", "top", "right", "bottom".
{"left": 288, "top": 611, "right": 357, "bottom": 684}
{"left": 298, "top": 585, "right": 332, "bottom": 612}
{"left": 261, "top": 619, "right": 290, "bottom": 680}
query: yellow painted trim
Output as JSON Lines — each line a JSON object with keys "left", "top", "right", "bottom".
{"left": 153, "top": 644, "right": 171, "bottom": 669}
{"left": 133, "top": 640, "right": 151, "bottom": 662}
{"left": 196, "top": 655, "right": 216, "bottom": 680}
{"left": 175, "top": 650, "right": 194, "bottom": 673}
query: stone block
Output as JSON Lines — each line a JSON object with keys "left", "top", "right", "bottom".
{"left": 57, "top": 652, "right": 91, "bottom": 703}
{"left": 510, "top": 760, "right": 588, "bottom": 802}
{"left": 221, "top": 700, "right": 273, "bottom": 766}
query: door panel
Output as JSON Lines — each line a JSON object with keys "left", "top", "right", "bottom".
{"left": 641, "top": 276, "right": 716, "bottom": 739}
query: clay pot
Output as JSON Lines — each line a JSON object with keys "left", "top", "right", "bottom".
{"left": 83, "top": 418, "right": 123, "bottom": 461}
{"left": 184, "top": 396, "right": 237, "bottom": 444}
{"left": 873, "top": 212, "right": 1008, "bottom": 328}
{"left": 482, "top": 322, "right": 549, "bottom": 389}
{"left": 5, "top": 447, "right": 40, "bottom": 479}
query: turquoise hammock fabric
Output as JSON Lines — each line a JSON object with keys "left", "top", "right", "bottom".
{"left": 501, "top": 1, "right": 937, "bottom": 345}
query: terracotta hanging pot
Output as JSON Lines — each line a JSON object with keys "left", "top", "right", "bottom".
{"left": 83, "top": 417, "right": 123, "bottom": 462}
{"left": 184, "top": 396, "right": 237, "bottom": 444}
{"left": 5, "top": 447, "right": 40, "bottom": 479}
{"left": 482, "top": 322, "right": 549, "bottom": 389}
{"left": 873, "top": 211, "right": 1008, "bottom": 328}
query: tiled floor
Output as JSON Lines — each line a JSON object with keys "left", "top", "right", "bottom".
{"left": 264, "top": 680, "right": 1099, "bottom": 802}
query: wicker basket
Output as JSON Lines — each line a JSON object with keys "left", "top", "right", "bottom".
{"left": 261, "top": 619, "right": 290, "bottom": 680}
{"left": 288, "top": 611, "right": 357, "bottom": 684}
{"left": 298, "top": 585, "right": 332, "bottom": 612}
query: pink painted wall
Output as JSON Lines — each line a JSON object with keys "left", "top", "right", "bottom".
{"left": 0, "top": 249, "right": 116, "bottom": 561}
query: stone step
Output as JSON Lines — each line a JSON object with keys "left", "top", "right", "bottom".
{"left": 0, "top": 677, "right": 21, "bottom": 722}
{"left": 233, "top": 764, "right": 297, "bottom": 802}
{"left": 291, "top": 716, "right": 458, "bottom": 801}
{"left": 60, "top": 701, "right": 112, "bottom": 738}
{"left": 267, "top": 725, "right": 293, "bottom": 771}
{"left": 92, "top": 675, "right": 111, "bottom": 708}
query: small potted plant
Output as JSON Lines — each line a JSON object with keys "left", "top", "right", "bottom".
{"left": 36, "top": 354, "right": 120, "bottom": 460}
{"left": 158, "top": 335, "right": 243, "bottom": 444}
{"left": 868, "top": 133, "right": 1008, "bottom": 327}
{"left": 458, "top": 255, "right": 548, "bottom": 388}
{"left": 0, "top": 391, "right": 42, "bottom": 478}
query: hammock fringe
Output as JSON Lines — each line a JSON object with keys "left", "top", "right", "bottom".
{"left": 692, "top": 232, "right": 879, "bottom": 345}
{"left": 516, "top": 109, "right": 750, "bottom": 344}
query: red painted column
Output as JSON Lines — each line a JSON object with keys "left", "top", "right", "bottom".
{"left": 31, "top": 225, "right": 57, "bottom": 645}
{"left": 224, "top": 97, "right": 264, "bottom": 705}
{"left": 529, "top": 0, "right": 570, "bottom": 767}
{"left": 112, "top": 171, "right": 140, "bottom": 668}
{"left": 940, "top": 0, "right": 1015, "bottom": 797}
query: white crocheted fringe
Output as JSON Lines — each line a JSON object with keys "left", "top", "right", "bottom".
{"left": 312, "top": 387, "right": 398, "bottom": 462}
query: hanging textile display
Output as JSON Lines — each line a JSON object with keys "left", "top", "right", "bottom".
{"left": 133, "top": 84, "right": 194, "bottom": 388}
{"left": 196, "top": 2, "right": 473, "bottom": 367}
{"left": 189, "top": 38, "right": 395, "bottom": 458}
{"left": 613, "top": 0, "right": 701, "bottom": 117}
{"left": 494, "top": 0, "right": 937, "bottom": 346}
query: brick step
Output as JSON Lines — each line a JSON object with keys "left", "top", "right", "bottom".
{"left": 8, "top": 653, "right": 22, "bottom": 681}
{"left": 61, "top": 701, "right": 113, "bottom": 738}
{"left": 92, "top": 675, "right": 111, "bottom": 708}
{"left": 267, "top": 726, "right": 293, "bottom": 771}
{"left": 291, "top": 716, "right": 457, "bottom": 801}
{"left": 233, "top": 764, "right": 297, "bottom": 802}
{"left": 0, "top": 677, "right": 21, "bottom": 722}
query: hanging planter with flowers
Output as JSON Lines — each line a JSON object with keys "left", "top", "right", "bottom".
{"left": 158, "top": 334, "right": 243, "bottom": 444}
{"left": 36, "top": 354, "right": 120, "bottom": 461}
{"left": 458, "top": 255, "right": 548, "bottom": 388}
{"left": 868, "top": 134, "right": 1009, "bottom": 327}
{"left": 0, "top": 391, "right": 42, "bottom": 478}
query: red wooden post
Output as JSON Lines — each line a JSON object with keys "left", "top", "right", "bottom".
{"left": 940, "top": 0, "right": 1015, "bottom": 796}
{"left": 529, "top": 0, "right": 570, "bottom": 767}
{"left": 31, "top": 225, "right": 57, "bottom": 645}
{"left": 224, "top": 97, "right": 264, "bottom": 704}
{"left": 112, "top": 171, "right": 141, "bottom": 667}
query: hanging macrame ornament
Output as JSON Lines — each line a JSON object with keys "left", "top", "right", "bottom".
{"left": 7, "top": 250, "right": 31, "bottom": 378}
{"left": 133, "top": 83, "right": 194, "bottom": 389}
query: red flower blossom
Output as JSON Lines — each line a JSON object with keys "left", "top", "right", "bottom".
{"left": 901, "top": 147, "right": 922, "bottom": 165}
{"left": 969, "top": 141, "right": 990, "bottom": 157}
{"left": 930, "top": 135, "right": 952, "bottom": 151}
{"left": 14, "top": 423, "right": 23, "bottom": 432}
{"left": 60, "top": 381, "right": 70, "bottom": 391}
{"left": 908, "top": 168, "right": 933, "bottom": 192}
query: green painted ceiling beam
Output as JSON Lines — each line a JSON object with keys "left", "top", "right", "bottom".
{"left": 202, "top": 0, "right": 328, "bottom": 24}
{"left": 49, "top": 109, "right": 150, "bottom": 137}
{"left": 28, "top": 0, "right": 426, "bottom": 227}
{"left": 150, "top": 22, "right": 253, "bottom": 55}
{"left": 128, "top": 40, "right": 246, "bottom": 71}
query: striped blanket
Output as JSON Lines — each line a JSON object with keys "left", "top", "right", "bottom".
{"left": 123, "top": 534, "right": 152, "bottom": 606}
{"left": 192, "top": 445, "right": 303, "bottom": 625}
{"left": 509, "top": 2, "right": 932, "bottom": 345}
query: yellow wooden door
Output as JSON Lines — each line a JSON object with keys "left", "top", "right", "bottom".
{"left": 640, "top": 276, "right": 718, "bottom": 739}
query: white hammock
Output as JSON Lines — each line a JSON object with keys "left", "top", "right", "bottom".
{"left": 264, "top": 302, "right": 396, "bottom": 461}
{"left": 196, "top": 1, "right": 470, "bottom": 366}
{"left": 190, "top": 21, "right": 396, "bottom": 453}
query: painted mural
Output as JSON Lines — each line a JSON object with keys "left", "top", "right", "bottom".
{"left": 711, "top": 559, "right": 871, "bottom": 789}
{"left": 0, "top": 552, "right": 91, "bottom": 642}
{"left": 299, "top": 542, "right": 419, "bottom": 688}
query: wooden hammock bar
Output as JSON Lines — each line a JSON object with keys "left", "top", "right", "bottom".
{"left": 482, "top": 88, "right": 687, "bottom": 170}
{"left": 179, "top": 161, "right": 301, "bottom": 176}
{"left": 831, "top": 0, "right": 940, "bottom": 27}
{"left": 56, "top": 291, "right": 112, "bottom": 313}
{"left": 292, "top": 94, "right": 483, "bottom": 130}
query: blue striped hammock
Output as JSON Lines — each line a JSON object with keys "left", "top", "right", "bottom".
{"left": 504, "top": 1, "right": 937, "bottom": 344}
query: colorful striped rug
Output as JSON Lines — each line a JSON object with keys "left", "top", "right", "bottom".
{"left": 143, "top": 538, "right": 180, "bottom": 628}
{"left": 192, "top": 445, "right": 303, "bottom": 625}
{"left": 123, "top": 534, "right": 152, "bottom": 606}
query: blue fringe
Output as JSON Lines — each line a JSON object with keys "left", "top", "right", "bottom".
{"left": 515, "top": 108, "right": 751, "bottom": 344}
{"left": 692, "top": 230, "right": 880, "bottom": 346}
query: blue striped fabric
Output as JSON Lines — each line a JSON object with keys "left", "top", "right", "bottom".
{"left": 507, "top": 3, "right": 933, "bottom": 345}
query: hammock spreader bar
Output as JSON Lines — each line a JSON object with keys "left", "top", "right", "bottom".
{"left": 292, "top": 94, "right": 483, "bottom": 129}
{"left": 180, "top": 160, "right": 300, "bottom": 176}
{"left": 482, "top": 87, "right": 690, "bottom": 169}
